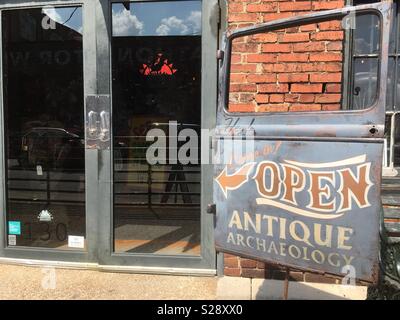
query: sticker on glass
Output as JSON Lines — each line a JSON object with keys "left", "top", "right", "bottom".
{"left": 8, "top": 221, "right": 21, "bottom": 235}
{"left": 37, "top": 209, "right": 53, "bottom": 222}
{"left": 36, "top": 165, "right": 43, "bottom": 176}
{"left": 8, "top": 235, "right": 16, "bottom": 246}
{"left": 68, "top": 235, "right": 84, "bottom": 248}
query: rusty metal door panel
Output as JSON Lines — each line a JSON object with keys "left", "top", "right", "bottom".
{"left": 214, "top": 2, "right": 392, "bottom": 284}
{"left": 214, "top": 139, "right": 382, "bottom": 282}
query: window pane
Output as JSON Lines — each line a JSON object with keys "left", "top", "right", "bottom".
{"left": 384, "top": 114, "right": 391, "bottom": 168}
{"left": 112, "top": 1, "right": 201, "bottom": 37}
{"left": 111, "top": 1, "right": 202, "bottom": 256}
{"left": 394, "top": 113, "right": 400, "bottom": 167}
{"left": 2, "top": 7, "right": 85, "bottom": 249}
{"left": 351, "top": 57, "right": 378, "bottom": 110}
{"left": 353, "top": 14, "right": 380, "bottom": 55}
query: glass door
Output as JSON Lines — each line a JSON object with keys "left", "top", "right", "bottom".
{"left": 0, "top": 0, "right": 216, "bottom": 270}
{"left": 0, "top": 1, "right": 98, "bottom": 262}
{"left": 96, "top": 0, "right": 217, "bottom": 269}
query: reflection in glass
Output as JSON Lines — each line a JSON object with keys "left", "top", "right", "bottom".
{"left": 394, "top": 114, "right": 400, "bottom": 167}
{"left": 112, "top": 1, "right": 202, "bottom": 256}
{"left": 353, "top": 14, "right": 380, "bottom": 55}
{"left": 352, "top": 58, "right": 378, "bottom": 110}
{"left": 112, "top": 1, "right": 201, "bottom": 37}
{"left": 2, "top": 7, "right": 85, "bottom": 249}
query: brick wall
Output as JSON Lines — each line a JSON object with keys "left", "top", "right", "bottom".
{"left": 228, "top": 0, "right": 345, "bottom": 113}
{"left": 224, "top": 0, "right": 350, "bottom": 284}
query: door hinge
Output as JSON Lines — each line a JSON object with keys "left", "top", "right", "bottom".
{"left": 207, "top": 203, "right": 216, "bottom": 215}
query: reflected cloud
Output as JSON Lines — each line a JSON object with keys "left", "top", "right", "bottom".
{"left": 112, "top": 9, "right": 144, "bottom": 36}
{"left": 156, "top": 10, "right": 201, "bottom": 36}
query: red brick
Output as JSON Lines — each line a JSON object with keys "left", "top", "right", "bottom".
{"left": 259, "top": 83, "right": 289, "bottom": 93}
{"left": 263, "top": 12, "right": 293, "bottom": 22}
{"left": 325, "top": 83, "right": 342, "bottom": 93}
{"left": 310, "top": 52, "right": 342, "bottom": 62}
{"left": 231, "top": 64, "right": 257, "bottom": 73}
{"left": 278, "top": 73, "right": 309, "bottom": 83}
{"left": 232, "top": 43, "right": 259, "bottom": 53}
{"left": 231, "top": 54, "right": 242, "bottom": 64}
{"left": 240, "top": 259, "right": 257, "bottom": 268}
{"left": 224, "top": 257, "right": 239, "bottom": 268}
{"left": 312, "top": 1, "right": 345, "bottom": 10}
{"left": 269, "top": 94, "right": 285, "bottom": 103}
{"left": 293, "top": 42, "right": 325, "bottom": 52}
{"left": 315, "top": 94, "right": 342, "bottom": 103}
{"left": 300, "top": 23, "right": 317, "bottom": 32}
{"left": 280, "top": 32, "right": 310, "bottom": 43}
{"left": 262, "top": 43, "right": 292, "bottom": 53}
{"left": 230, "top": 84, "right": 257, "bottom": 92}
{"left": 273, "top": 63, "right": 324, "bottom": 73}
{"left": 229, "top": 104, "right": 255, "bottom": 112}
{"left": 240, "top": 93, "right": 256, "bottom": 103}
{"left": 255, "top": 94, "right": 269, "bottom": 103}
{"left": 310, "top": 73, "right": 342, "bottom": 83}
{"left": 247, "top": 74, "right": 276, "bottom": 83}
{"left": 280, "top": 1, "right": 312, "bottom": 12}
{"left": 224, "top": 267, "right": 241, "bottom": 277}
{"left": 316, "top": 63, "right": 342, "bottom": 72}
{"left": 258, "top": 104, "right": 289, "bottom": 112}
{"left": 241, "top": 268, "right": 268, "bottom": 279}
{"left": 229, "top": 2, "right": 244, "bottom": 13}
{"left": 289, "top": 104, "right": 322, "bottom": 111}
{"left": 278, "top": 53, "right": 309, "bottom": 62}
{"left": 285, "top": 93, "right": 315, "bottom": 103}
{"left": 322, "top": 104, "right": 341, "bottom": 111}
{"left": 312, "top": 31, "right": 344, "bottom": 41}
{"left": 229, "top": 13, "right": 259, "bottom": 23}
{"left": 318, "top": 20, "right": 342, "bottom": 31}
{"left": 326, "top": 41, "right": 343, "bottom": 51}
{"left": 247, "top": 54, "right": 277, "bottom": 63}
{"left": 252, "top": 33, "right": 278, "bottom": 43}
{"left": 230, "top": 74, "right": 247, "bottom": 83}
{"left": 291, "top": 83, "right": 323, "bottom": 93}
{"left": 246, "top": 3, "right": 277, "bottom": 13}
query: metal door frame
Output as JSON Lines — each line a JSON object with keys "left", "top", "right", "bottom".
{"left": 0, "top": 0, "right": 218, "bottom": 272}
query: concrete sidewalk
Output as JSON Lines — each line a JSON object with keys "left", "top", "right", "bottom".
{"left": 0, "top": 264, "right": 217, "bottom": 300}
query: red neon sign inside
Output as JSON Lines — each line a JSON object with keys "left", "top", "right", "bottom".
{"left": 139, "top": 53, "right": 177, "bottom": 76}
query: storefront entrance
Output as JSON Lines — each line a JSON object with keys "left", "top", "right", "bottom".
{"left": 0, "top": 0, "right": 217, "bottom": 272}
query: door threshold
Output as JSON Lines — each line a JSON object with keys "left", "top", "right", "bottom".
{"left": 0, "top": 257, "right": 216, "bottom": 276}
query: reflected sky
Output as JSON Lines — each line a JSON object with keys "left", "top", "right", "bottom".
{"left": 112, "top": 1, "right": 201, "bottom": 37}
{"left": 42, "top": 6, "right": 82, "bottom": 34}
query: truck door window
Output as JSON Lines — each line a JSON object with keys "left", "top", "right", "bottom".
{"left": 226, "top": 12, "right": 381, "bottom": 113}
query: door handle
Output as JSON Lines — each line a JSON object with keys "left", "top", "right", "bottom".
{"left": 99, "top": 110, "right": 110, "bottom": 142}
{"left": 88, "top": 110, "right": 99, "bottom": 138}
{"left": 86, "top": 95, "right": 110, "bottom": 149}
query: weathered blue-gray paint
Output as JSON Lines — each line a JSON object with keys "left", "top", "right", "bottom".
{"left": 214, "top": 139, "right": 382, "bottom": 282}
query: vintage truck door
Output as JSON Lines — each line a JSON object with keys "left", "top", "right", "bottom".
{"left": 214, "top": 2, "right": 392, "bottom": 284}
